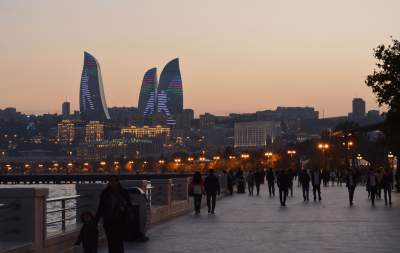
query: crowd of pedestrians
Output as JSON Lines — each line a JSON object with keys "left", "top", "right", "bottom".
{"left": 201, "top": 166, "right": 395, "bottom": 208}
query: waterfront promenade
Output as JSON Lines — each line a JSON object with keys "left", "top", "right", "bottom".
{"left": 106, "top": 185, "right": 400, "bottom": 253}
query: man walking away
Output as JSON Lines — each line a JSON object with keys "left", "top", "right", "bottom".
{"left": 299, "top": 169, "right": 310, "bottom": 202}
{"left": 266, "top": 168, "right": 275, "bottom": 197}
{"left": 226, "top": 170, "right": 234, "bottom": 195}
{"left": 190, "top": 171, "right": 204, "bottom": 214}
{"left": 311, "top": 168, "right": 322, "bottom": 202}
{"left": 277, "top": 169, "right": 289, "bottom": 206}
{"left": 246, "top": 170, "right": 255, "bottom": 196}
{"left": 382, "top": 168, "right": 393, "bottom": 206}
{"left": 254, "top": 168, "right": 264, "bottom": 196}
{"left": 346, "top": 169, "right": 357, "bottom": 206}
{"left": 204, "top": 169, "right": 221, "bottom": 214}
{"left": 367, "top": 168, "right": 378, "bottom": 206}
{"left": 287, "top": 169, "right": 294, "bottom": 197}
{"left": 96, "top": 175, "right": 131, "bottom": 253}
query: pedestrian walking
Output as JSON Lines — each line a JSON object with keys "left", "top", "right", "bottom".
{"left": 190, "top": 171, "right": 204, "bottom": 214}
{"left": 287, "top": 169, "right": 294, "bottom": 197}
{"left": 311, "top": 168, "right": 322, "bottom": 201}
{"left": 204, "top": 169, "right": 221, "bottom": 214}
{"left": 96, "top": 175, "right": 131, "bottom": 253}
{"left": 346, "top": 169, "right": 357, "bottom": 206}
{"left": 246, "top": 170, "right": 255, "bottom": 196}
{"left": 299, "top": 169, "right": 310, "bottom": 202}
{"left": 254, "top": 168, "right": 264, "bottom": 196}
{"left": 226, "top": 170, "right": 234, "bottom": 195}
{"left": 366, "top": 168, "right": 378, "bottom": 206}
{"left": 277, "top": 169, "right": 289, "bottom": 206}
{"left": 266, "top": 168, "right": 275, "bottom": 197}
{"left": 381, "top": 168, "right": 393, "bottom": 206}
{"left": 75, "top": 211, "right": 98, "bottom": 253}
{"left": 330, "top": 170, "right": 336, "bottom": 186}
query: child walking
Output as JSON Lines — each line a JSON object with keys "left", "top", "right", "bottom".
{"left": 75, "top": 211, "right": 98, "bottom": 253}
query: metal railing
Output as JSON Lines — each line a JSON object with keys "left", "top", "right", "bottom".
{"left": 146, "top": 181, "right": 153, "bottom": 207}
{"left": 46, "top": 195, "right": 81, "bottom": 231}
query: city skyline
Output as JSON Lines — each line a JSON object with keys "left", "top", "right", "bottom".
{"left": 1, "top": 0, "right": 399, "bottom": 116}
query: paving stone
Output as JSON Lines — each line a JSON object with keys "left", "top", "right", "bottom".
{"left": 100, "top": 184, "right": 400, "bottom": 253}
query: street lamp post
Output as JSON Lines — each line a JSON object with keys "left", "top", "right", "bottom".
{"left": 318, "top": 143, "right": 329, "bottom": 170}
{"left": 342, "top": 140, "right": 353, "bottom": 169}
{"left": 264, "top": 152, "right": 273, "bottom": 168}
{"left": 240, "top": 153, "right": 250, "bottom": 171}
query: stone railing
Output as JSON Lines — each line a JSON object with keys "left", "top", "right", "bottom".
{"left": 0, "top": 173, "right": 228, "bottom": 253}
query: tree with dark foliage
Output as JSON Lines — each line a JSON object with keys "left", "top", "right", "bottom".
{"left": 366, "top": 38, "right": 400, "bottom": 189}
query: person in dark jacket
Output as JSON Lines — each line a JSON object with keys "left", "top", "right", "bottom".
{"left": 254, "top": 168, "right": 264, "bottom": 196}
{"left": 366, "top": 168, "right": 379, "bottom": 206}
{"left": 75, "top": 211, "right": 98, "bottom": 253}
{"left": 204, "top": 170, "right": 221, "bottom": 214}
{"left": 287, "top": 169, "right": 294, "bottom": 197}
{"left": 190, "top": 171, "right": 204, "bottom": 214}
{"left": 311, "top": 168, "right": 322, "bottom": 201}
{"left": 381, "top": 168, "right": 393, "bottom": 206}
{"left": 225, "top": 170, "right": 234, "bottom": 195}
{"left": 299, "top": 169, "right": 310, "bottom": 202}
{"left": 266, "top": 168, "right": 275, "bottom": 197}
{"left": 346, "top": 169, "right": 357, "bottom": 206}
{"left": 96, "top": 175, "right": 131, "bottom": 253}
{"left": 246, "top": 170, "right": 255, "bottom": 196}
{"left": 277, "top": 169, "right": 289, "bottom": 206}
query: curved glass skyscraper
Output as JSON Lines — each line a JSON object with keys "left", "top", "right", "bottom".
{"left": 138, "top": 68, "right": 157, "bottom": 117}
{"left": 79, "top": 52, "right": 110, "bottom": 120}
{"left": 157, "top": 58, "right": 183, "bottom": 124}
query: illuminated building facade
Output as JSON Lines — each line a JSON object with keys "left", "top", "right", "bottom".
{"left": 121, "top": 125, "right": 170, "bottom": 139}
{"left": 84, "top": 121, "right": 104, "bottom": 143}
{"left": 57, "top": 120, "right": 75, "bottom": 144}
{"left": 79, "top": 52, "right": 110, "bottom": 121}
{"left": 234, "top": 121, "right": 281, "bottom": 149}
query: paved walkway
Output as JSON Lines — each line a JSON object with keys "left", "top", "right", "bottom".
{"left": 101, "top": 184, "right": 400, "bottom": 253}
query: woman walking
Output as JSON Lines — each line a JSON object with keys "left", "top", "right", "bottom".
{"left": 190, "top": 171, "right": 204, "bottom": 215}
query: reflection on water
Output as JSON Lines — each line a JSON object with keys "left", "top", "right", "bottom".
{"left": 0, "top": 184, "right": 77, "bottom": 233}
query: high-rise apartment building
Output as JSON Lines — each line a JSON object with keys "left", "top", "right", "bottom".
{"left": 352, "top": 98, "right": 366, "bottom": 120}
{"left": 62, "top": 101, "right": 70, "bottom": 117}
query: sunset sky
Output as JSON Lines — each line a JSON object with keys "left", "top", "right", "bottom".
{"left": 1, "top": 0, "right": 399, "bottom": 117}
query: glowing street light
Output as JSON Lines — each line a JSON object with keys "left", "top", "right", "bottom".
{"left": 287, "top": 150, "right": 296, "bottom": 157}
{"left": 213, "top": 156, "right": 220, "bottom": 161}
{"left": 264, "top": 152, "right": 273, "bottom": 158}
{"left": 240, "top": 153, "right": 250, "bottom": 160}
{"left": 318, "top": 143, "right": 329, "bottom": 152}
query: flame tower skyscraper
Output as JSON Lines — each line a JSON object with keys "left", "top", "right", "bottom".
{"left": 79, "top": 52, "right": 110, "bottom": 121}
